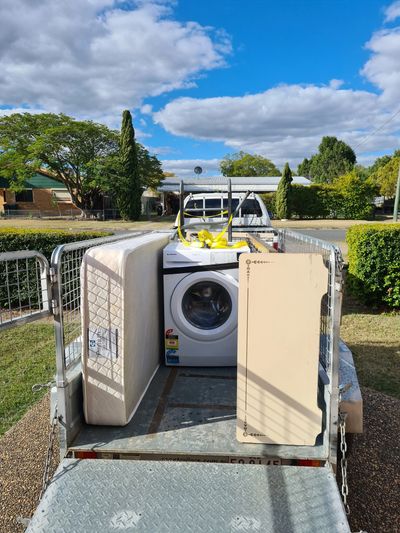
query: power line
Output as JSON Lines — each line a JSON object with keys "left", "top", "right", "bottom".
{"left": 353, "top": 106, "right": 400, "bottom": 151}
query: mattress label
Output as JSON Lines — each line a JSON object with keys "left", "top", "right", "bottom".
{"left": 88, "top": 327, "right": 118, "bottom": 359}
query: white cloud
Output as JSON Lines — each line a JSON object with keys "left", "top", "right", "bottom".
{"left": 146, "top": 145, "right": 174, "bottom": 155}
{"left": 154, "top": 84, "right": 400, "bottom": 167}
{"left": 384, "top": 1, "right": 400, "bottom": 22}
{"left": 0, "top": 0, "right": 230, "bottom": 123}
{"left": 329, "top": 79, "right": 344, "bottom": 89}
{"left": 140, "top": 104, "right": 153, "bottom": 115}
{"left": 161, "top": 158, "right": 221, "bottom": 177}
{"left": 362, "top": 27, "right": 400, "bottom": 104}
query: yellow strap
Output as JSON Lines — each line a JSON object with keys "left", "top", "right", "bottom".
{"left": 177, "top": 211, "right": 246, "bottom": 249}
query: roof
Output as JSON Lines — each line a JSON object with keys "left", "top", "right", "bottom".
{"left": 158, "top": 176, "right": 311, "bottom": 193}
{"left": 0, "top": 171, "right": 67, "bottom": 189}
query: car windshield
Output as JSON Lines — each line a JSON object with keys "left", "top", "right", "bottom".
{"left": 185, "top": 197, "right": 262, "bottom": 217}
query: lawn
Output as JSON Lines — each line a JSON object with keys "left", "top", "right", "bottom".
{"left": 0, "top": 216, "right": 175, "bottom": 232}
{"left": 341, "top": 297, "right": 400, "bottom": 399}
{"left": 0, "top": 216, "right": 392, "bottom": 233}
{"left": 0, "top": 320, "right": 56, "bottom": 436}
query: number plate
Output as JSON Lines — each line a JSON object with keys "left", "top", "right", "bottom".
{"left": 229, "top": 457, "right": 281, "bottom": 465}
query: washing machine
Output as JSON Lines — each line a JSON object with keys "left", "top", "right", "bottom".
{"left": 163, "top": 241, "right": 249, "bottom": 366}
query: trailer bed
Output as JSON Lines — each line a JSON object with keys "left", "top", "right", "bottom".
{"left": 27, "top": 459, "right": 350, "bottom": 533}
{"left": 70, "top": 366, "right": 326, "bottom": 461}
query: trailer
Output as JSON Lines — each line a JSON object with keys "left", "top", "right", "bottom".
{"left": 0, "top": 223, "right": 362, "bottom": 533}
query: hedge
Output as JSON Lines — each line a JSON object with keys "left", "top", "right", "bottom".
{"left": 260, "top": 193, "right": 276, "bottom": 217}
{"left": 261, "top": 182, "right": 375, "bottom": 220}
{"left": 346, "top": 224, "right": 400, "bottom": 307}
{"left": 0, "top": 228, "right": 112, "bottom": 256}
{"left": 0, "top": 228, "right": 112, "bottom": 309}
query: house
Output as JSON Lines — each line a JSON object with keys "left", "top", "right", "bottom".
{"left": 0, "top": 170, "right": 81, "bottom": 216}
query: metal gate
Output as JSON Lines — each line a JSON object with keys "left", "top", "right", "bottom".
{"left": 0, "top": 250, "right": 51, "bottom": 330}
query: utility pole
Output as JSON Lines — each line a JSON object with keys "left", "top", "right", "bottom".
{"left": 393, "top": 163, "right": 400, "bottom": 222}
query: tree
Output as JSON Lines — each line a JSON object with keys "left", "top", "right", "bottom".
{"left": 116, "top": 110, "right": 141, "bottom": 220}
{"left": 297, "top": 157, "right": 311, "bottom": 176}
{"left": 368, "top": 154, "right": 392, "bottom": 176}
{"left": 137, "top": 144, "right": 163, "bottom": 190}
{"left": 370, "top": 156, "right": 400, "bottom": 197}
{"left": 304, "top": 136, "right": 356, "bottom": 183}
{"left": 0, "top": 112, "right": 164, "bottom": 217}
{"left": 353, "top": 164, "right": 371, "bottom": 181}
{"left": 275, "top": 163, "right": 293, "bottom": 219}
{"left": 0, "top": 113, "right": 119, "bottom": 214}
{"left": 220, "top": 151, "right": 281, "bottom": 177}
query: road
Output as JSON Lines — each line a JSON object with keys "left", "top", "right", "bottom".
{"left": 287, "top": 228, "right": 348, "bottom": 255}
{"left": 288, "top": 228, "right": 346, "bottom": 244}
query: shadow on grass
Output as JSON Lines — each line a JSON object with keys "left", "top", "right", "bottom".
{"left": 345, "top": 341, "right": 400, "bottom": 399}
{"left": 341, "top": 289, "right": 397, "bottom": 317}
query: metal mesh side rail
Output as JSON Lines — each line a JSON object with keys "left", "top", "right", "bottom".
{"left": 0, "top": 250, "right": 50, "bottom": 330}
{"left": 278, "top": 229, "right": 342, "bottom": 372}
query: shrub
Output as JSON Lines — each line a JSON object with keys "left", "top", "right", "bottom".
{"left": 260, "top": 193, "right": 276, "bottom": 218}
{"left": 332, "top": 171, "right": 376, "bottom": 220}
{"left": 347, "top": 224, "right": 400, "bottom": 307}
{"left": 383, "top": 262, "right": 400, "bottom": 308}
{"left": 289, "top": 175, "right": 375, "bottom": 220}
{"left": 290, "top": 184, "right": 330, "bottom": 219}
{"left": 0, "top": 228, "right": 111, "bottom": 257}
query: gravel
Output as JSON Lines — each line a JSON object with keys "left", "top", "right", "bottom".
{"left": 0, "top": 394, "right": 59, "bottom": 533}
{"left": 0, "top": 388, "right": 399, "bottom": 533}
{"left": 345, "top": 387, "right": 400, "bottom": 533}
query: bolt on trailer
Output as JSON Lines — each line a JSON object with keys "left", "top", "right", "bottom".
{"left": 0, "top": 223, "right": 362, "bottom": 532}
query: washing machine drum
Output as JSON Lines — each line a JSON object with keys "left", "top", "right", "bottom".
{"left": 171, "top": 271, "right": 238, "bottom": 341}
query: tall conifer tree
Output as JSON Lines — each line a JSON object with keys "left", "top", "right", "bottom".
{"left": 275, "top": 163, "right": 293, "bottom": 219}
{"left": 119, "top": 110, "right": 141, "bottom": 220}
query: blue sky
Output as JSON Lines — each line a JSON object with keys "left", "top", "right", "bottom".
{"left": 1, "top": 0, "right": 400, "bottom": 176}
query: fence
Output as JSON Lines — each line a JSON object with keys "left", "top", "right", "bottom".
{"left": 2, "top": 208, "right": 121, "bottom": 220}
{"left": 0, "top": 250, "right": 51, "bottom": 330}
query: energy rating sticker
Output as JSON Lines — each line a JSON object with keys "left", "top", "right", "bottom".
{"left": 165, "top": 335, "right": 179, "bottom": 350}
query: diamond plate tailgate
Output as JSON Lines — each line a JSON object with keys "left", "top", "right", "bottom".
{"left": 27, "top": 460, "right": 350, "bottom": 533}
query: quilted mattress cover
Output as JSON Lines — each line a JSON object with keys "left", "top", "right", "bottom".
{"left": 81, "top": 233, "right": 169, "bottom": 425}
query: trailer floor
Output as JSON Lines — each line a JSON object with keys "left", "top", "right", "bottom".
{"left": 71, "top": 366, "right": 326, "bottom": 461}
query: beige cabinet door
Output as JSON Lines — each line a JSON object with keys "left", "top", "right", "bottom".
{"left": 237, "top": 253, "right": 328, "bottom": 445}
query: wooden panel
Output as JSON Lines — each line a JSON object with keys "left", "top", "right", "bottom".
{"left": 237, "top": 253, "right": 328, "bottom": 445}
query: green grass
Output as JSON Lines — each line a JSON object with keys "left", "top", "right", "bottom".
{"left": 0, "top": 320, "right": 56, "bottom": 436}
{"left": 341, "top": 295, "right": 400, "bottom": 399}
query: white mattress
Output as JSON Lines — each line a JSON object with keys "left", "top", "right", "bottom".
{"left": 81, "top": 233, "right": 169, "bottom": 425}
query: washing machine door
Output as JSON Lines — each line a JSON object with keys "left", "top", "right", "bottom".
{"left": 171, "top": 271, "right": 238, "bottom": 341}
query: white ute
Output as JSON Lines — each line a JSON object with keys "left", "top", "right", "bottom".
{"left": 174, "top": 192, "right": 271, "bottom": 228}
